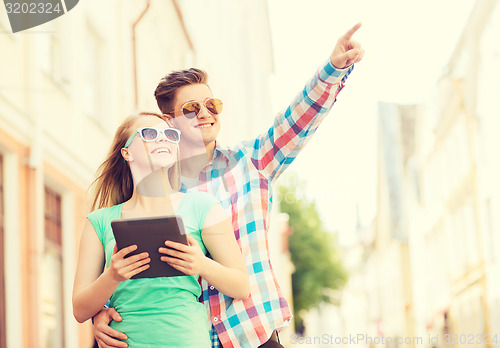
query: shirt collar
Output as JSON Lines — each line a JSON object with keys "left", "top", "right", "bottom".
{"left": 213, "top": 141, "right": 231, "bottom": 161}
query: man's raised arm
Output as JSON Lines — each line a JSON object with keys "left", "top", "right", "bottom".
{"left": 241, "top": 23, "right": 364, "bottom": 182}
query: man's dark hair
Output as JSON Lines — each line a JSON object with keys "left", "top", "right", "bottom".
{"left": 154, "top": 68, "right": 208, "bottom": 114}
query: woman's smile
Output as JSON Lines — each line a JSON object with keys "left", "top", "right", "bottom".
{"left": 151, "top": 146, "right": 172, "bottom": 154}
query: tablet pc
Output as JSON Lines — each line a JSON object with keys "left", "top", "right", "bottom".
{"left": 111, "top": 215, "right": 188, "bottom": 279}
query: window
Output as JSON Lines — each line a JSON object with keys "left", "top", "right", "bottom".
{"left": 0, "top": 9, "right": 10, "bottom": 32}
{"left": 38, "top": 30, "right": 53, "bottom": 75}
{"left": 37, "top": 21, "right": 68, "bottom": 88}
{"left": 484, "top": 198, "right": 496, "bottom": 263}
{"left": 41, "top": 186, "right": 64, "bottom": 348}
{"left": 0, "top": 155, "right": 6, "bottom": 348}
{"left": 83, "top": 23, "right": 103, "bottom": 120}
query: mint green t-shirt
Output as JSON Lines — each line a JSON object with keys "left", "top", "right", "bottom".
{"left": 87, "top": 192, "right": 218, "bottom": 348}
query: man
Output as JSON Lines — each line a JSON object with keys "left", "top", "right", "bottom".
{"left": 93, "top": 23, "right": 364, "bottom": 348}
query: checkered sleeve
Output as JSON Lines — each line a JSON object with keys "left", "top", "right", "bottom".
{"left": 244, "top": 59, "right": 353, "bottom": 183}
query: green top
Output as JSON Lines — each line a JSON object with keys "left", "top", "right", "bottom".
{"left": 87, "top": 192, "right": 218, "bottom": 348}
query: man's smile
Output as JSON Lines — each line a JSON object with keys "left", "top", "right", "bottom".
{"left": 195, "top": 122, "right": 215, "bottom": 129}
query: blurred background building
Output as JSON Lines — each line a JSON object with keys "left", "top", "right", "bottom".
{"left": 0, "top": 1, "right": 195, "bottom": 347}
{"left": 337, "top": 0, "right": 500, "bottom": 347}
{"left": 1, "top": 0, "right": 499, "bottom": 347}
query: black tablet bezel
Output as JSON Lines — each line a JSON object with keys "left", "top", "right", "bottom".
{"left": 111, "top": 215, "right": 188, "bottom": 279}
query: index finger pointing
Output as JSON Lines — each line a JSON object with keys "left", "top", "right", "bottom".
{"left": 343, "top": 22, "right": 362, "bottom": 41}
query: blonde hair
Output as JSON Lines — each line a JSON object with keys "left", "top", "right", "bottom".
{"left": 90, "top": 112, "right": 181, "bottom": 211}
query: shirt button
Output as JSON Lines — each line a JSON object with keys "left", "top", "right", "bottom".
{"left": 213, "top": 316, "right": 218, "bottom": 322}
{"left": 210, "top": 286, "right": 215, "bottom": 290}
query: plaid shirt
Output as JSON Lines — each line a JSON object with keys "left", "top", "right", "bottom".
{"left": 183, "top": 59, "right": 353, "bottom": 348}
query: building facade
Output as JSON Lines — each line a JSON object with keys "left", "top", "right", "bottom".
{"left": 338, "top": 1, "right": 500, "bottom": 347}
{"left": 0, "top": 1, "right": 193, "bottom": 347}
{"left": 412, "top": 0, "right": 499, "bottom": 343}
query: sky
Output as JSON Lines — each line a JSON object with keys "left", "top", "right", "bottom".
{"left": 267, "top": 0, "right": 476, "bottom": 244}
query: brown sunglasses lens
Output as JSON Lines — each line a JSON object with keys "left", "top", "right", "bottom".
{"left": 181, "top": 98, "right": 223, "bottom": 119}
{"left": 205, "top": 98, "right": 223, "bottom": 115}
{"left": 182, "top": 102, "right": 201, "bottom": 119}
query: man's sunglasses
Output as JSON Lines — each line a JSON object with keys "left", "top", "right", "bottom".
{"left": 124, "top": 127, "right": 181, "bottom": 148}
{"left": 169, "top": 98, "right": 223, "bottom": 119}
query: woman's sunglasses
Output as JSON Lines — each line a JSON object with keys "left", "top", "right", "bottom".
{"left": 124, "top": 127, "right": 181, "bottom": 148}
{"left": 170, "top": 98, "right": 223, "bottom": 119}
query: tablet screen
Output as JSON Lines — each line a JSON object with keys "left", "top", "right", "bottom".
{"left": 111, "top": 215, "right": 188, "bottom": 279}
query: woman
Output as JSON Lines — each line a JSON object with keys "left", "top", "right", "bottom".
{"left": 72, "top": 112, "right": 249, "bottom": 347}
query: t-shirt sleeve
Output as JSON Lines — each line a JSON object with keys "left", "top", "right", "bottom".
{"left": 86, "top": 209, "right": 106, "bottom": 246}
{"left": 193, "top": 192, "right": 221, "bottom": 230}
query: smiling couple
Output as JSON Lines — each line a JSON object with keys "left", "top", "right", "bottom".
{"left": 72, "top": 23, "right": 364, "bottom": 348}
